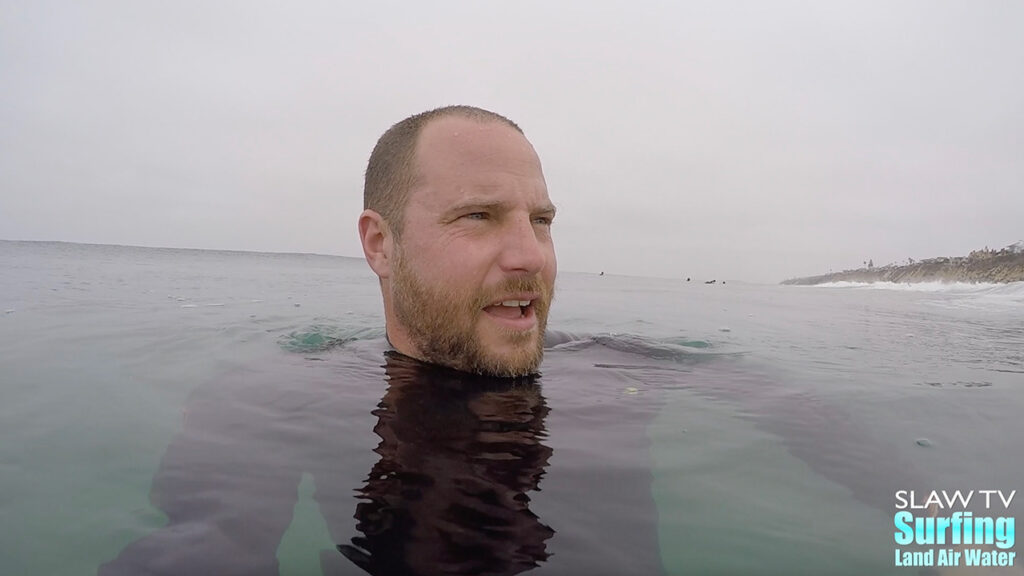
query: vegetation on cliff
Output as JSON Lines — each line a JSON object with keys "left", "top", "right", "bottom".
{"left": 782, "top": 241, "right": 1024, "bottom": 285}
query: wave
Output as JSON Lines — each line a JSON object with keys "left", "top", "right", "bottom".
{"left": 278, "top": 325, "right": 733, "bottom": 365}
{"left": 807, "top": 280, "right": 1024, "bottom": 297}
{"left": 549, "top": 332, "right": 740, "bottom": 365}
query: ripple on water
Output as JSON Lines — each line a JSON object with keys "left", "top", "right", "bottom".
{"left": 277, "top": 324, "right": 385, "bottom": 353}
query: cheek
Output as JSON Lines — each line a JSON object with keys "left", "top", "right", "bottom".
{"left": 411, "top": 239, "right": 487, "bottom": 286}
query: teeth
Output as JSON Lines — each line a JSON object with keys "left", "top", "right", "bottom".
{"left": 499, "top": 300, "right": 531, "bottom": 307}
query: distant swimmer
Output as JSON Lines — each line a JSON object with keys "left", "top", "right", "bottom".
{"left": 600, "top": 271, "right": 604, "bottom": 276}
{"left": 705, "top": 279, "right": 716, "bottom": 284}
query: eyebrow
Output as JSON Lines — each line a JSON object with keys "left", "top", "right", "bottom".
{"left": 443, "top": 199, "right": 557, "bottom": 219}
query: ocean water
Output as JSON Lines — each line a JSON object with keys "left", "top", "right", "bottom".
{"left": 1, "top": 240, "right": 1022, "bottom": 575}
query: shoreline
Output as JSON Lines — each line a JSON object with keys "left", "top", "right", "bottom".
{"left": 782, "top": 244, "right": 1024, "bottom": 286}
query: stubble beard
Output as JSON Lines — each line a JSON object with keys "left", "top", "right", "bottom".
{"left": 391, "top": 252, "right": 553, "bottom": 377}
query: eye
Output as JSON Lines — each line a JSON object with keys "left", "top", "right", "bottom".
{"left": 463, "top": 212, "right": 489, "bottom": 221}
{"left": 532, "top": 215, "right": 553, "bottom": 226}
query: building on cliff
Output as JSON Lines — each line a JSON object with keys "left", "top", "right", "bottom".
{"left": 781, "top": 241, "right": 1024, "bottom": 285}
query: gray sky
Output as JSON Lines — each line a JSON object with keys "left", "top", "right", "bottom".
{"left": 2, "top": 1, "right": 1022, "bottom": 283}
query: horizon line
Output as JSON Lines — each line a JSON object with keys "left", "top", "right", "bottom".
{"left": 0, "top": 237, "right": 769, "bottom": 284}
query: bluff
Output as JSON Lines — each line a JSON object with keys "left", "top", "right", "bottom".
{"left": 781, "top": 241, "right": 1024, "bottom": 285}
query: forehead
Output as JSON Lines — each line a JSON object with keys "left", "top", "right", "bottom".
{"left": 409, "top": 116, "right": 548, "bottom": 209}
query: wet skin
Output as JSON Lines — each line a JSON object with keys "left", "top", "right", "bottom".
{"left": 360, "top": 116, "right": 557, "bottom": 376}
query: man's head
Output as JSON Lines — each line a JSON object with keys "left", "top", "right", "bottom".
{"left": 358, "top": 106, "right": 557, "bottom": 377}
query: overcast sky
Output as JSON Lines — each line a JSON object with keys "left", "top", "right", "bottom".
{"left": 2, "top": 1, "right": 1021, "bottom": 283}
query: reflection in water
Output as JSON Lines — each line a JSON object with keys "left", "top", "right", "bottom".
{"left": 340, "top": 352, "right": 555, "bottom": 575}
{"left": 98, "top": 347, "right": 557, "bottom": 576}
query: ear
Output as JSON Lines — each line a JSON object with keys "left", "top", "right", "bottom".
{"left": 358, "top": 209, "right": 394, "bottom": 279}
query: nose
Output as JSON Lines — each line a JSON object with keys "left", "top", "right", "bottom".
{"left": 497, "top": 215, "right": 548, "bottom": 276}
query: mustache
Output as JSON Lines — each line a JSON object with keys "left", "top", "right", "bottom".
{"left": 473, "top": 276, "right": 553, "bottom": 309}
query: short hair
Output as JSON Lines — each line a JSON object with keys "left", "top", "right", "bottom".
{"left": 364, "top": 105, "right": 523, "bottom": 237}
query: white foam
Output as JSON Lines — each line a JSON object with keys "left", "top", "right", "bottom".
{"left": 810, "top": 280, "right": 1024, "bottom": 296}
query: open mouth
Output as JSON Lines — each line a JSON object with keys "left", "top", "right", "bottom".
{"left": 481, "top": 296, "right": 539, "bottom": 330}
{"left": 484, "top": 299, "right": 533, "bottom": 319}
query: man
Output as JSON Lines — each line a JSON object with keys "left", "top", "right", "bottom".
{"left": 97, "top": 107, "right": 580, "bottom": 576}
{"left": 96, "top": 107, "right": 918, "bottom": 576}
{"left": 357, "top": 106, "right": 557, "bottom": 377}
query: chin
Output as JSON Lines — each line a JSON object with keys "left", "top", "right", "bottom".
{"left": 474, "top": 334, "right": 544, "bottom": 377}
{"left": 476, "top": 358, "right": 543, "bottom": 379}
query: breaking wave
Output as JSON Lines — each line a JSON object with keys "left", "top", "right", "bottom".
{"left": 809, "top": 280, "right": 1024, "bottom": 296}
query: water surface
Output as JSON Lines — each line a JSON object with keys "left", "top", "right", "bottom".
{"left": 1, "top": 241, "right": 1022, "bottom": 575}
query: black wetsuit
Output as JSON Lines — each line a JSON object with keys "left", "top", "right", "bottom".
{"left": 99, "top": 338, "right": 668, "bottom": 576}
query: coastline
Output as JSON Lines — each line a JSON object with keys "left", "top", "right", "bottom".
{"left": 782, "top": 244, "right": 1024, "bottom": 286}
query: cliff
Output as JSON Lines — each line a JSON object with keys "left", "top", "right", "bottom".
{"left": 782, "top": 242, "right": 1024, "bottom": 285}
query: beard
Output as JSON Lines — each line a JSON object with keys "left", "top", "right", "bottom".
{"left": 390, "top": 251, "right": 553, "bottom": 377}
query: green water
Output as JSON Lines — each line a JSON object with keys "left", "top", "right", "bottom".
{"left": 2, "top": 241, "right": 1022, "bottom": 575}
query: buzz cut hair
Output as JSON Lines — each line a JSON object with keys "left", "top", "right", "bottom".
{"left": 363, "top": 105, "right": 523, "bottom": 237}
